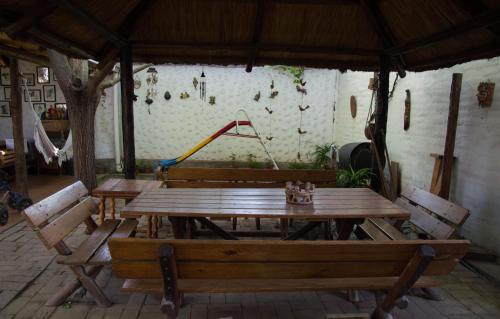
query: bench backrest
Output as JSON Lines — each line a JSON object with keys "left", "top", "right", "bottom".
{"left": 0, "top": 149, "right": 15, "bottom": 167}
{"left": 165, "top": 167, "right": 336, "bottom": 188}
{"left": 396, "top": 185, "right": 470, "bottom": 240}
{"left": 23, "top": 181, "right": 97, "bottom": 250}
{"left": 109, "top": 238, "right": 469, "bottom": 281}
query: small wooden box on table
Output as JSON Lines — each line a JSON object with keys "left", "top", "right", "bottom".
{"left": 109, "top": 237, "right": 469, "bottom": 319}
{"left": 93, "top": 178, "right": 162, "bottom": 224}
{"left": 23, "top": 181, "right": 138, "bottom": 307}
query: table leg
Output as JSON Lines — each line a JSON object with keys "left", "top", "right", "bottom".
{"left": 169, "top": 217, "right": 187, "bottom": 239}
{"left": 152, "top": 215, "right": 158, "bottom": 238}
{"left": 186, "top": 218, "right": 197, "bottom": 239}
{"left": 336, "top": 219, "right": 364, "bottom": 240}
{"left": 110, "top": 198, "right": 116, "bottom": 220}
{"left": 280, "top": 218, "right": 289, "bottom": 239}
{"left": 324, "top": 219, "right": 332, "bottom": 240}
{"left": 98, "top": 196, "right": 105, "bottom": 225}
{"left": 147, "top": 216, "right": 153, "bottom": 238}
{"left": 194, "top": 217, "right": 238, "bottom": 240}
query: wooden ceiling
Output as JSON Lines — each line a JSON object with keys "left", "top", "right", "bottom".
{"left": 1, "top": 0, "right": 500, "bottom": 73}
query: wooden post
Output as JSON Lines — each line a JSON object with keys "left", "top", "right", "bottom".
{"left": 370, "top": 55, "right": 391, "bottom": 192}
{"left": 120, "top": 44, "right": 136, "bottom": 179}
{"left": 439, "top": 73, "right": 462, "bottom": 199}
{"left": 9, "top": 58, "right": 29, "bottom": 196}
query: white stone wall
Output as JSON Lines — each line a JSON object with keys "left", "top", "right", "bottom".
{"left": 334, "top": 57, "right": 500, "bottom": 255}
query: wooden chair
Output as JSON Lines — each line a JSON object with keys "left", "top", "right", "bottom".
{"left": 109, "top": 238, "right": 468, "bottom": 319}
{"left": 358, "top": 185, "right": 470, "bottom": 241}
{"left": 163, "top": 167, "right": 336, "bottom": 231}
{"left": 23, "top": 181, "right": 138, "bottom": 307}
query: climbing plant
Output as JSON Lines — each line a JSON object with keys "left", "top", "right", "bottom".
{"left": 269, "top": 66, "right": 305, "bottom": 84}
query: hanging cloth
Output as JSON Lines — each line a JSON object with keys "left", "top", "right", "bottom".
{"left": 21, "top": 78, "right": 73, "bottom": 165}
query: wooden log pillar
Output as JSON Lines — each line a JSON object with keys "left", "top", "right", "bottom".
{"left": 120, "top": 44, "right": 135, "bottom": 179}
{"left": 9, "top": 58, "right": 29, "bottom": 196}
{"left": 439, "top": 73, "right": 462, "bottom": 199}
{"left": 370, "top": 55, "right": 391, "bottom": 192}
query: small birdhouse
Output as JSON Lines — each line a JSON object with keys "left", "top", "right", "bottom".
{"left": 477, "top": 81, "right": 495, "bottom": 108}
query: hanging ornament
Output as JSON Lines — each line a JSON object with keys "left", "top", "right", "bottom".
{"left": 269, "top": 91, "right": 279, "bottom": 98}
{"left": 134, "top": 76, "right": 141, "bottom": 89}
{"left": 296, "top": 85, "right": 307, "bottom": 95}
{"left": 477, "top": 81, "right": 495, "bottom": 108}
{"left": 193, "top": 77, "right": 198, "bottom": 90}
{"left": 199, "top": 70, "right": 206, "bottom": 101}
{"left": 164, "top": 91, "right": 171, "bottom": 101}
{"left": 298, "top": 105, "right": 310, "bottom": 112}
{"left": 180, "top": 92, "right": 190, "bottom": 99}
{"left": 254, "top": 91, "right": 261, "bottom": 102}
{"left": 209, "top": 96, "right": 216, "bottom": 105}
{"left": 145, "top": 67, "right": 158, "bottom": 109}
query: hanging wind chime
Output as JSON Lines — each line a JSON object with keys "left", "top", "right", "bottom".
{"left": 297, "top": 76, "right": 309, "bottom": 160}
{"left": 265, "top": 78, "right": 276, "bottom": 143}
{"left": 199, "top": 69, "right": 206, "bottom": 102}
{"left": 145, "top": 67, "right": 158, "bottom": 114}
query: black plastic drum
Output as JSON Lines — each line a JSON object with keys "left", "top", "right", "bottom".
{"left": 338, "top": 142, "right": 373, "bottom": 171}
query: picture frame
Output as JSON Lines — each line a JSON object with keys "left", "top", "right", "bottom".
{"left": 24, "top": 89, "right": 42, "bottom": 102}
{"left": 43, "top": 85, "right": 56, "bottom": 102}
{"left": 0, "top": 68, "right": 10, "bottom": 86}
{"left": 36, "top": 66, "right": 50, "bottom": 84}
{"left": 3, "top": 87, "right": 10, "bottom": 100}
{"left": 0, "top": 101, "right": 10, "bottom": 117}
{"left": 22, "top": 73, "right": 35, "bottom": 86}
{"left": 33, "top": 103, "right": 46, "bottom": 117}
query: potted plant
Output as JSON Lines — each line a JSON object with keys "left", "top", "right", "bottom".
{"left": 311, "top": 144, "right": 331, "bottom": 169}
{"left": 336, "top": 166, "right": 372, "bottom": 188}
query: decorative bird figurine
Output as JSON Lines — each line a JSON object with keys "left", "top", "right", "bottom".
{"left": 298, "top": 105, "right": 310, "bottom": 111}
{"left": 254, "top": 91, "right": 261, "bottom": 102}
{"left": 270, "top": 80, "right": 274, "bottom": 89}
{"left": 265, "top": 107, "right": 273, "bottom": 114}
{"left": 296, "top": 85, "right": 307, "bottom": 95}
{"left": 269, "top": 91, "right": 279, "bottom": 98}
{"left": 298, "top": 128, "right": 307, "bottom": 134}
{"left": 193, "top": 77, "right": 198, "bottom": 90}
{"left": 300, "top": 79, "right": 306, "bottom": 86}
{"left": 266, "top": 136, "right": 274, "bottom": 141}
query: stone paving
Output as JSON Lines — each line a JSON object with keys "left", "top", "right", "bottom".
{"left": 1, "top": 199, "right": 500, "bottom": 319}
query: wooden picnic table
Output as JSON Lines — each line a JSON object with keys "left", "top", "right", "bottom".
{"left": 120, "top": 187, "right": 410, "bottom": 240}
{"left": 92, "top": 178, "right": 163, "bottom": 224}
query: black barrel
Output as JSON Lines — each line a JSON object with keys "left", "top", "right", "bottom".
{"left": 338, "top": 142, "right": 373, "bottom": 171}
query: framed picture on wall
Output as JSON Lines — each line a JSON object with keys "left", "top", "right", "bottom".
{"left": 37, "top": 66, "right": 50, "bottom": 84}
{"left": 22, "top": 73, "right": 35, "bottom": 86}
{"left": 0, "top": 68, "right": 10, "bottom": 86}
{"left": 33, "top": 103, "right": 46, "bottom": 117}
{"left": 0, "top": 101, "right": 10, "bottom": 117}
{"left": 3, "top": 87, "right": 11, "bottom": 100}
{"left": 43, "top": 85, "right": 56, "bottom": 102}
{"left": 24, "top": 89, "right": 42, "bottom": 102}
{"left": 53, "top": 71, "right": 57, "bottom": 81}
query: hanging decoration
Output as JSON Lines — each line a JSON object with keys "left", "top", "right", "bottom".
{"left": 180, "top": 92, "right": 190, "bottom": 99}
{"left": 265, "top": 78, "right": 276, "bottom": 142}
{"left": 296, "top": 73, "right": 309, "bottom": 160}
{"left": 368, "top": 77, "right": 379, "bottom": 90}
{"left": 144, "top": 67, "right": 158, "bottom": 114}
{"left": 199, "top": 70, "right": 206, "bottom": 102}
{"left": 269, "top": 80, "right": 279, "bottom": 98}
{"left": 98, "top": 89, "right": 107, "bottom": 109}
{"left": 404, "top": 89, "right": 411, "bottom": 131}
{"left": 209, "top": 96, "right": 216, "bottom": 105}
{"left": 133, "top": 76, "right": 141, "bottom": 89}
{"left": 193, "top": 77, "right": 198, "bottom": 90}
{"left": 254, "top": 91, "right": 261, "bottom": 102}
{"left": 164, "top": 91, "right": 171, "bottom": 101}
{"left": 350, "top": 96, "right": 357, "bottom": 118}
{"left": 477, "top": 81, "right": 495, "bottom": 108}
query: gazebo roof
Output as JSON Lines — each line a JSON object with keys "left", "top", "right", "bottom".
{"left": 1, "top": 0, "right": 500, "bottom": 72}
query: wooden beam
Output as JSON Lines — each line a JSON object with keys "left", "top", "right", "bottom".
{"left": 453, "top": 0, "right": 500, "bottom": 38}
{"left": 9, "top": 58, "right": 29, "bottom": 197}
{"left": 370, "top": 55, "right": 390, "bottom": 192}
{"left": 362, "top": 0, "right": 406, "bottom": 77}
{"left": 132, "top": 42, "right": 381, "bottom": 57}
{"left": 439, "top": 73, "right": 462, "bottom": 199}
{"left": 3, "top": 5, "right": 56, "bottom": 37}
{"left": 97, "top": 0, "right": 156, "bottom": 67}
{"left": 29, "top": 26, "right": 96, "bottom": 59}
{"left": 120, "top": 44, "right": 135, "bottom": 179}
{"left": 388, "top": 8, "right": 500, "bottom": 56}
{"left": 49, "top": 0, "right": 127, "bottom": 47}
{"left": 0, "top": 43, "right": 49, "bottom": 65}
{"left": 246, "top": 0, "right": 265, "bottom": 72}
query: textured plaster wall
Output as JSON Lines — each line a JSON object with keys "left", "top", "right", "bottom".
{"left": 334, "top": 57, "right": 500, "bottom": 255}
{"left": 93, "top": 65, "right": 338, "bottom": 163}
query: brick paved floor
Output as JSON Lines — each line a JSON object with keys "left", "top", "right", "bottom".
{"left": 1, "top": 180, "right": 500, "bottom": 319}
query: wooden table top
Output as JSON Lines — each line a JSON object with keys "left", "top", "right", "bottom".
{"left": 120, "top": 188, "right": 410, "bottom": 220}
{"left": 92, "top": 178, "right": 163, "bottom": 198}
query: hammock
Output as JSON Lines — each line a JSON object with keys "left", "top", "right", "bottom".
{"left": 22, "top": 78, "right": 73, "bottom": 165}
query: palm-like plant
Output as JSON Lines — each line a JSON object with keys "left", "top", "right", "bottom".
{"left": 337, "top": 166, "right": 372, "bottom": 188}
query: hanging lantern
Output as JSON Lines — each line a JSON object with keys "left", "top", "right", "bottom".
{"left": 199, "top": 70, "right": 206, "bottom": 102}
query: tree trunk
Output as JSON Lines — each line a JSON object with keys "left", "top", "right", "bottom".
{"left": 10, "top": 58, "right": 29, "bottom": 196}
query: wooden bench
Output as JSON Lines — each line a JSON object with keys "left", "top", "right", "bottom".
{"left": 358, "top": 185, "right": 470, "bottom": 241}
{"left": 23, "top": 181, "right": 139, "bottom": 307}
{"left": 0, "top": 149, "right": 15, "bottom": 168}
{"left": 163, "top": 167, "right": 336, "bottom": 230}
{"left": 109, "top": 238, "right": 469, "bottom": 319}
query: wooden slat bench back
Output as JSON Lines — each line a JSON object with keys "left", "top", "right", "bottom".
{"left": 109, "top": 238, "right": 469, "bottom": 317}
{"left": 359, "top": 185, "right": 470, "bottom": 241}
{"left": 22, "top": 181, "right": 138, "bottom": 308}
{"left": 165, "top": 167, "right": 336, "bottom": 188}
